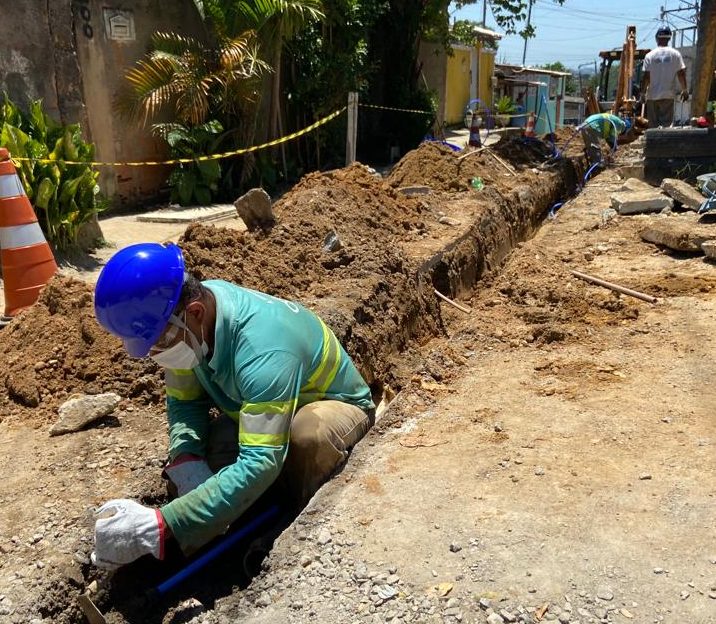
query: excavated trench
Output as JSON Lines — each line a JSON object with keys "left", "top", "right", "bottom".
{"left": 0, "top": 136, "right": 588, "bottom": 623}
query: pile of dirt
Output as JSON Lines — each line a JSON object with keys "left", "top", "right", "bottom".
{"left": 181, "top": 163, "right": 443, "bottom": 390}
{"left": 0, "top": 276, "right": 163, "bottom": 423}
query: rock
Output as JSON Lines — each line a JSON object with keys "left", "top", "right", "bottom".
{"left": 233, "top": 187, "right": 275, "bottom": 231}
{"left": 708, "top": 591, "right": 716, "bottom": 599}
{"left": 50, "top": 393, "right": 121, "bottom": 436}
{"left": 487, "top": 613, "right": 505, "bottom": 624}
{"left": 611, "top": 190, "right": 672, "bottom": 215}
{"left": 596, "top": 587, "right": 614, "bottom": 601}
{"left": 449, "top": 542, "right": 462, "bottom": 553}
{"left": 660, "top": 178, "right": 704, "bottom": 211}
{"left": 438, "top": 216, "right": 461, "bottom": 226}
{"left": 640, "top": 221, "right": 715, "bottom": 253}
{"left": 171, "top": 598, "right": 206, "bottom": 620}
{"left": 653, "top": 567, "right": 665, "bottom": 574}
{"left": 500, "top": 609, "right": 517, "bottom": 622}
{"left": 534, "top": 466, "right": 545, "bottom": 476}
{"left": 317, "top": 529, "right": 332, "bottom": 545}
{"left": 255, "top": 591, "right": 272, "bottom": 607}
{"left": 479, "top": 598, "right": 492, "bottom": 610}
{"left": 619, "top": 178, "right": 654, "bottom": 193}
{"left": 638, "top": 473, "right": 652, "bottom": 480}
{"left": 322, "top": 230, "right": 343, "bottom": 252}
{"left": 558, "top": 613, "right": 571, "bottom": 624}
{"left": 702, "top": 240, "right": 716, "bottom": 259}
{"left": 680, "top": 591, "right": 689, "bottom": 600}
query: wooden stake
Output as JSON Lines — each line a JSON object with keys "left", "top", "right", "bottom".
{"left": 485, "top": 148, "right": 516, "bottom": 175}
{"left": 457, "top": 147, "right": 487, "bottom": 161}
{"left": 434, "top": 289, "right": 472, "bottom": 313}
{"left": 571, "top": 270, "right": 658, "bottom": 303}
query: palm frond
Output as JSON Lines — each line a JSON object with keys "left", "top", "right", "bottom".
{"left": 151, "top": 31, "right": 207, "bottom": 57}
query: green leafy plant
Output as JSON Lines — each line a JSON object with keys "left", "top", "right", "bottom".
{"left": 495, "top": 95, "right": 517, "bottom": 115}
{"left": 0, "top": 94, "right": 103, "bottom": 250}
{"left": 153, "top": 120, "right": 224, "bottom": 205}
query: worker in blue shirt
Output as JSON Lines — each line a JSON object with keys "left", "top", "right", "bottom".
{"left": 91, "top": 243, "right": 375, "bottom": 568}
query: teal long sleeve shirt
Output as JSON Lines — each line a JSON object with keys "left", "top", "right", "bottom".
{"left": 159, "top": 280, "right": 374, "bottom": 553}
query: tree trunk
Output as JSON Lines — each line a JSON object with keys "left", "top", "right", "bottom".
{"left": 691, "top": 0, "right": 716, "bottom": 116}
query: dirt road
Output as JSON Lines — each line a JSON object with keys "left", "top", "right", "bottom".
{"left": 0, "top": 142, "right": 714, "bottom": 624}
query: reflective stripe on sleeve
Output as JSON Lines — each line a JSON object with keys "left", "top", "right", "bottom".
{"left": 165, "top": 369, "right": 206, "bottom": 401}
{"left": 238, "top": 402, "right": 295, "bottom": 447}
{"left": 301, "top": 319, "right": 341, "bottom": 397}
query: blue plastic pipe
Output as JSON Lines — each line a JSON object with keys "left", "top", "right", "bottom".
{"left": 155, "top": 504, "right": 281, "bottom": 596}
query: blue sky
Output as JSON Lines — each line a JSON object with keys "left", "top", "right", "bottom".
{"left": 450, "top": 0, "right": 698, "bottom": 70}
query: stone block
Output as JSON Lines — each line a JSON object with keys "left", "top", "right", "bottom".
{"left": 611, "top": 190, "right": 673, "bottom": 215}
{"left": 640, "top": 222, "right": 716, "bottom": 252}
{"left": 234, "top": 188, "right": 275, "bottom": 231}
{"left": 618, "top": 177, "right": 654, "bottom": 193}
{"left": 660, "top": 178, "right": 704, "bottom": 211}
{"left": 701, "top": 240, "right": 716, "bottom": 259}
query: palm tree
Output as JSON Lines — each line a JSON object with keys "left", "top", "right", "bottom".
{"left": 120, "top": 29, "right": 267, "bottom": 127}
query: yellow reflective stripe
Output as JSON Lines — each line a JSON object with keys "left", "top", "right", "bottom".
{"left": 239, "top": 432, "right": 289, "bottom": 447}
{"left": 241, "top": 400, "right": 295, "bottom": 416}
{"left": 165, "top": 369, "right": 205, "bottom": 401}
{"left": 303, "top": 320, "right": 331, "bottom": 389}
{"left": 301, "top": 319, "right": 341, "bottom": 397}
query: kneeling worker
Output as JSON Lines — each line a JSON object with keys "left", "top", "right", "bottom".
{"left": 91, "top": 243, "right": 375, "bottom": 569}
{"left": 580, "top": 112, "right": 629, "bottom": 165}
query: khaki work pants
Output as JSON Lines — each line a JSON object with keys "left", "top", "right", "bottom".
{"left": 206, "top": 400, "right": 373, "bottom": 507}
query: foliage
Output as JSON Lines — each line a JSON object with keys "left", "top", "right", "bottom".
{"left": 120, "top": 30, "right": 268, "bottom": 127}
{"left": 540, "top": 61, "right": 577, "bottom": 95}
{"left": 153, "top": 121, "right": 224, "bottom": 206}
{"left": 450, "top": 19, "right": 498, "bottom": 49}
{"left": 495, "top": 95, "right": 517, "bottom": 114}
{"left": 455, "top": 0, "right": 567, "bottom": 40}
{"left": 0, "top": 94, "right": 103, "bottom": 250}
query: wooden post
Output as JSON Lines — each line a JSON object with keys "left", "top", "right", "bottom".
{"left": 691, "top": 0, "right": 716, "bottom": 117}
{"left": 346, "top": 92, "right": 358, "bottom": 166}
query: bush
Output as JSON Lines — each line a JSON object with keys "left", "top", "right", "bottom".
{"left": 0, "top": 94, "right": 104, "bottom": 250}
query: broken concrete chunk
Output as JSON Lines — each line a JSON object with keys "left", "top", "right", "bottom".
{"left": 611, "top": 191, "right": 673, "bottom": 215}
{"left": 702, "top": 240, "right": 716, "bottom": 259}
{"left": 640, "top": 222, "right": 716, "bottom": 253}
{"left": 50, "top": 393, "right": 121, "bottom": 436}
{"left": 660, "top": 178, "right": 704, "bottom": 211}
{"left": 619, "top": 177, "right": 655, "bottom": 193}
{"left": 233, "top": 187, "right": 274, "bottom": 231}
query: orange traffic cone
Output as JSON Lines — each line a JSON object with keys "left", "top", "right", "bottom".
{"left": 468, "top": 111, "right": 482, "bottom": 148}
{"left": 0, "top": 147, "right": 58, "bottom": 320}
{"left": 525, "top": 112, "right": 536, "bottom": 138}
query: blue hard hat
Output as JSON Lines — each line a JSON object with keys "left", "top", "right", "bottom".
{"left": 623, "top": 118, "right": 632, "bottom": 132}
{"left": 94, "top": 243, "right": 185, "bottom": 357}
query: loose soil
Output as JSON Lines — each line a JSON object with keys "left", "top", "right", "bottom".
{"left": 0, "top": 135, "right": 713, "bottom": 624}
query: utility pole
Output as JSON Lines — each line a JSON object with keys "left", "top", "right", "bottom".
{"left": 482, "top": 0, "right": 488, "bottom": 25}
{"left": 522, "top": 0, "right": 534, "bottom": 66}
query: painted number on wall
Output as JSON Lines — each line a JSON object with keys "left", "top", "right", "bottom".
{"left": 75, "top": 0, "right": 93, "bottom": 39}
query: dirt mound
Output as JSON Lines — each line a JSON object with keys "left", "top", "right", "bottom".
{"left": 181, "top": 163, "right": 443, "bottom": 390}
{"left": 0, "top": 276, "right": 162, "bottom": 423}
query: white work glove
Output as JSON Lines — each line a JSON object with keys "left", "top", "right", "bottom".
{"left": 165, "top": 455, "right": 213, "bottom": 497}
{"left": 91, "top": 499, "right": 164, "bottom": 570}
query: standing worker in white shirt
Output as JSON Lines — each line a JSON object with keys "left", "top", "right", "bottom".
{"left": 641, "top": 26, "right": 689, "bottom": 128}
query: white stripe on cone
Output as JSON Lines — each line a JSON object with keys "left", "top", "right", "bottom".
{"left": 0, "top": 222, "right": 46, "bottom": 249}
{"left": 0, "top": 174, "right": 26, "bottom": 199}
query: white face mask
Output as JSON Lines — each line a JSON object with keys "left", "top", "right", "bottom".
{"left": 150, "top": 312, "right": 209, "bottom": 369}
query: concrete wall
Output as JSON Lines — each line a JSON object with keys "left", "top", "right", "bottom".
{"left": 445, "top": 47, "right": 471, "bottom": 124}
{"left": 0, "top": 0, "right": 203, "bottom": 209}
{"left": 73, "top": 0, "right": 204, "bottom": 208}
{"left": 478, "top": 47, "right": 496, "bottom": 109}
{"left": 418, "top": 42, "right": 448, "bottom": 131}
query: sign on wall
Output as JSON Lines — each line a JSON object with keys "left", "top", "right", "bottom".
{"left": 103, "top": 9, "right": 136, "bottom": 41}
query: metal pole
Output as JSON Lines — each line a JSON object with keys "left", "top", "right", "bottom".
{"left": 345, "top": 92, "right": 358, "bottom": 166}
{"left": 482, "top": 0, "right": 487, "bottom": 25}
{"left": 521, "top": 0, "right": 533, "bottom": 66}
